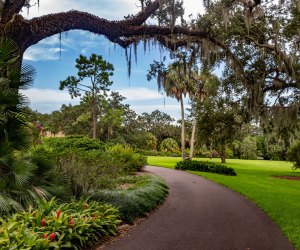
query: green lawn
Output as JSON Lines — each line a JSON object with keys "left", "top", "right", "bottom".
{"left": 147, "top": 156, "right": 300, "bottom": 249}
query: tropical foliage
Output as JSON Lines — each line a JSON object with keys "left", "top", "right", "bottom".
{"left": 0, "top": 198, "right": 120, "bottom": 249}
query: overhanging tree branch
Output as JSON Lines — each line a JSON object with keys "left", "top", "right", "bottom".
{"left": 2, "top": 8, "right": 209, "bottom": 53}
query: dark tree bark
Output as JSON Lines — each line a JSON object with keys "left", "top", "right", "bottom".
{"left": 220, "top": 144, "right": 226, "bottom": 164}
{"left": 0, "top": 0, "right": 208, "bottom": 55}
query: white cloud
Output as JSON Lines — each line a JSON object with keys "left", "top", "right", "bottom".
{"left": 20, "top": 87, "right": 164, "bottom": 113}
{"left": 20, "top": 88, "right": 79, "bottom": 113}
{"left": 21, "top": 88, "right": 74, "bottom": 104}
{"left": 23, "top": 47, "right": 65, "bottom": 61}
{"left": 23, "top": 0, "right": 139, "bottom": 20}
{"left": 23, "top": 0, "right": 203, "bottom": 21}
{"left": 118, "top": 87, "right": 163, "bottom": 100}
{"left": 21, "top": 87, "right": 191, "bottom": 119}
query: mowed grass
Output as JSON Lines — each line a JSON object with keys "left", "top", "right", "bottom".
{"left": 147, "top": 156, "right": 300, "bottom": 249}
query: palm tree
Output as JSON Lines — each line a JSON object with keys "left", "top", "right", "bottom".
{"left": 0, "top": 38, "right": 35, "bottom": 149}
{"left": 189, "top": 69, "right": 220, "bottom": 160}
{"left": 148, "top": 54, "right": 198, "bottom": 160}
{"left": 160, "top": 63, "right": 195, "bottom": 160}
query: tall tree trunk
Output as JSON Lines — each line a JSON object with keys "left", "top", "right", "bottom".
{"left": 220, "top": 144, "right": 226, "bottom": 163}
{"left": 189, "top": 117, "right": 197, "bottom": 160}
{"left": 180, "top": 95, "right": 186, "bottom": 160}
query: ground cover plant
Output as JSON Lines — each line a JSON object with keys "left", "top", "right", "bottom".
{"left": 175, "top": 160, "right": 236, "bottom": 176}
{"left": 0, "top": 198, "right": 120, "bottom": 249}
{"left": 148, "top": 156, "right": 300, "bottom": 249}
{"left": 92, "top": 174, "right": 168, "bottom": 223}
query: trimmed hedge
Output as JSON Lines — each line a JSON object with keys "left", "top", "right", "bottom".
{"left": 175, "top": 160, "right": 237, "bottom": 176}
{"left": 92, "top": 174, "right": 168, "bottom": 223}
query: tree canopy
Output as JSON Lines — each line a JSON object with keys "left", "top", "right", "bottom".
{"left": 0, "top": 0, "right": 299, "bottom": 122}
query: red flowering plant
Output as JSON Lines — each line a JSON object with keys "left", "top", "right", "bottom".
{"left": 0, "top": 198, "right": 120, "bottom": 249}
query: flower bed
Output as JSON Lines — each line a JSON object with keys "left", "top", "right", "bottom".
{"left": 0, "top": 198, "right": 120, "bottom": 249}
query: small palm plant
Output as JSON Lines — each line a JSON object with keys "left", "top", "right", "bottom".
{"left": 0, "top": 38, "right": 65, "bottom": 214}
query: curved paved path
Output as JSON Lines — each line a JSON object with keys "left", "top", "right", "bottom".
{"left": 104, "top": 166, "right": 294, "bottom": 250}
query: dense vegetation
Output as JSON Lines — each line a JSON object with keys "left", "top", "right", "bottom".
{"left": 0, "top": 0, "right": 299, "bottom": 248}
{"left": 0, "top": 39, "right": 170, "bottom": 248}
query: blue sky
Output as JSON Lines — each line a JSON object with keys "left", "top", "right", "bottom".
{"left": 21, "top": 0, "right": 204, "bottom": 120}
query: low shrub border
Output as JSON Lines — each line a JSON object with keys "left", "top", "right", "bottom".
{"left": 0, "top": 175, "right": 169, "bottom": 249}
{"left": 0, "top": 198, "right": 120, "bottom": 249}
{"left": 92, "top": 174, "right": 168, "bottom": 223}
{"left": 175, "top": 160, "right": 237, "bottom": 176}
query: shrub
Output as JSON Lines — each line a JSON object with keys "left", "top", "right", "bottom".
{"left": 146, "top": 132, "right": 158, "bottom": 150}
{"left": 55, "top": 149, "right": 123, "bottom": 198}
{"left": 92, "top": 175, "right": 168, "bottom": 223}
{"left": 226, "top": 148, "right": 234, "bottom": 159}
{"left": 193, "top": 149, "right": 211, "bottom": 158}
{"left": 36, "top": 141, "right": 120, "bottom": 198}
{"left": 160, "top": 138, "right": 180, "bottom": 153}
{"left": 241, "top": 136, "right": 257, "bottom": 159}
{"left": 175, "top": 160, "right": 237, "bottom": 176}
{"left": 0, "top": 198, "right": 120, "bottom": 249}
{"left": 136, "top": 149, "right": 182, "bottom": 157}
{"left": 287, "top": 140, "right": 300, "bottom": 169}
{"left": 268, "top": 144, "right": 286, "bottom": 161}
{"left": 107, "top": 144, "right": 147, "bottom": 173}
{"left": 43, "top": 135, "right": 105, "bottom": 155}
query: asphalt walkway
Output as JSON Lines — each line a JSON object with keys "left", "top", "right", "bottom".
{"left": 104, "top": 166, "right": 294, "bottom": 250}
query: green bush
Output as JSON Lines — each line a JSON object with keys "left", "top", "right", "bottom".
{"left": 268, "top": 144, "right": 286, "bottom": 161}
{"left": 55, "top": 149, "right": 124, "bottom": 198}
{"left": 43, "top": 135, "right": 105, "bottom": 155}
{"left": 175, "top": 160, "right": 237, "bottom": 176}
{"left": 160, "top": 138, "right": 180, "bottom": 153}
{"left": 92, "top": 175, "right": 168, "bottom": 223}
{"left": 287, "top": 140, "right": 300, "bottom": 169}
{"left": 0, "top": 198, "right": 120, "bottom": 249}
{"left": 39, "top": 139, "right": 146, "bottom": 197}
{"left": 241, "top": 136, "right": 257, "bottom": 160}
{"left": 193, "top": 149, "right": 212, "bottom": 158}
{"left": 135, "top": 149, "right": 181, "bottom": 157}
{"left": 107, "top": 144, "right": 147, "bottom": 173}
{"left": 226, "top": 148, "right": 234, "bottom": 159}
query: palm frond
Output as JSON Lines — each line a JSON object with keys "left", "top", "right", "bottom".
{"left": 0, "top": 38, "right": 19, "bottom": 65}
